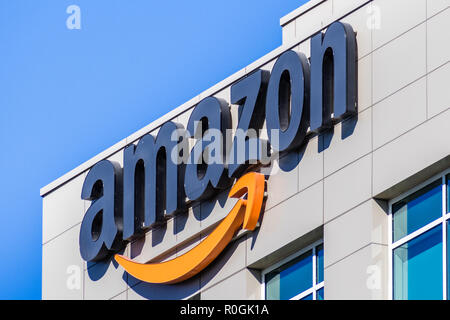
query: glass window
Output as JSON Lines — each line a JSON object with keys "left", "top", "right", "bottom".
{"left": 264, "top": 242, "right": 324, "bottom": 300}
{"left": 391, "top": 172, "right": 449, "bottom": 300}
{"left": 393, "top": 225, "right": 443, "bottom": 300}
{"left": 447, "top": 220, "right": 449, "bottom": 299}
{"left": 266, "top": 250, "right": 312, "bottom": 300}
{"left": 317, "top": 287, "right": 324, "bottom": 300}
{"left": 447, "top": 174, "right": 449, "bottom": 213}
{"left": 392, "top": 179, "right": 442, "bottom": 242}
{"left": 316, "top": 244, "right": 324, "bottom": 284}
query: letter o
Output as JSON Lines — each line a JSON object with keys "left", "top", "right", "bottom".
{"left": 265, "top": 50, "right": 310, "bottom": 153}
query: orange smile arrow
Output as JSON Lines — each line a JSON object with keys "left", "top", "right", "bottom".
{"left": 114, "top": 172, "right": 265, "bottom": 284}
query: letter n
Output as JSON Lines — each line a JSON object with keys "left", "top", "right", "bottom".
{"left": 310, "top": 21, "right": 357, "bottom": 132}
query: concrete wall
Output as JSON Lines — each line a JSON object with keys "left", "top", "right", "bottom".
{"left": 41, "top": 0, "right": 450, "bottom": 300}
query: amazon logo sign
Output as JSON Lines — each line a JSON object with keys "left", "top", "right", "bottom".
{"left": 79, "top": 21, "right": 357, "bottom": 284}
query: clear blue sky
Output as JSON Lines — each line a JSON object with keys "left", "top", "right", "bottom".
{"left": 0, "top": 0, "right": 307, "bottom": 299}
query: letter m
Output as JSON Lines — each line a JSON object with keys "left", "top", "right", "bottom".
{"left": 122, "top": 121, "right": 186, "bottom": 240}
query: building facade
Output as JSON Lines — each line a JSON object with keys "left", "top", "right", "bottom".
{"left": 41, "top": 0, "right": 450, "bottom": 300}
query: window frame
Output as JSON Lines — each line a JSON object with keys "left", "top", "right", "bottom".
{"left": 261, "top": 239, "right": 324, "bottom": 300}
{"left": 388, "top": 168, "right": 450, "bottom": 300}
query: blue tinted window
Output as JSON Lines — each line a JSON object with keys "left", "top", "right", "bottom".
{"left": 279, "top": 251, "right": 312, "bottom": 299}
{"left": 266, "top": 250, "right": 313, "bottom": 300}
{"left": 447, "top": 221, "right": 449, "bottom": 300}
{"left": 393, "top": 225, "right": 443, "bottom": 300}
{"left": 447, "top": 175, "right": 449, "bottom": 213}
{"left": 265, "top": 273, "right": 281, "bottom": 300}
{"left": 393, "top": 180, "right": 442, "bottom": 242}
{"left": 316, "top": 244, "right": 324, "bottom": 283}
{"left": 300, "top": 293, "right": 313, "bottom": 300}
{"left": 317, "top": 287, "right": 324, "bottom": 300}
